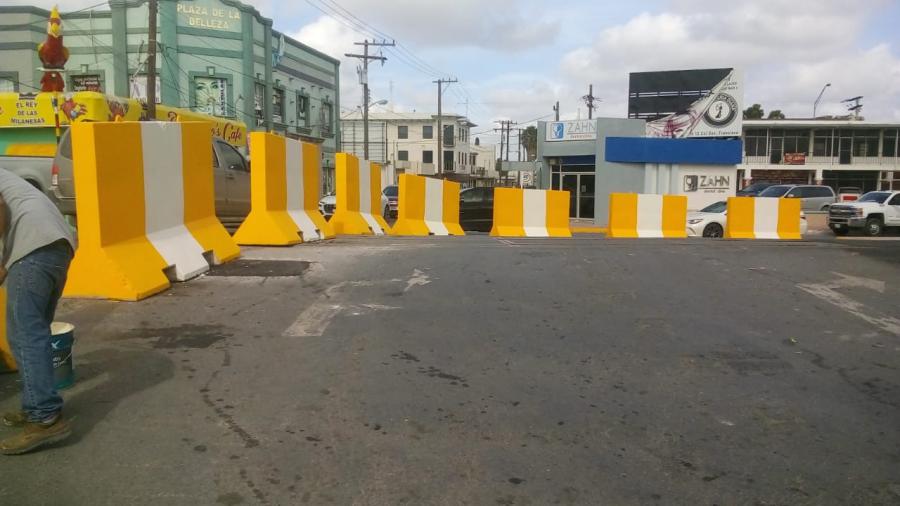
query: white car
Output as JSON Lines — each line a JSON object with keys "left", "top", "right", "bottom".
{"left": 686, "top": 201, "right": 808, "bottom": 238}
{"left": 318, "top": 192, "right": 390, "bottom": 220}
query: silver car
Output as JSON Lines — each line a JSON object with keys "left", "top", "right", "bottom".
{"left": 757, "top": 184, "right": 836, "bottom": 212}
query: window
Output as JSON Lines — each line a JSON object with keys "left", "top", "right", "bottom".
{"left": 194, "top": 76, "right": 228, "bottom": 116}
{"left": 398, "top": 150, "right": 408, "bottom": 161}
{"left": 321, "top": 101, "right": 333, "bottom": 134}
{"left": 812, "top": 187, "right": 834, "bottom": 197}
{"left": 461, "top": 188, "right": 482, "bottom": 203}
{"left": 272, "top": 88, "right": 285, "bottom": 124}
{"left": 889, "top": 194, "right": 900, "bottom": 205}
{"left": 71, "top": 74, "right": 102, "bottom": 92}
{"left": 812, "top": 129, "right": 836, "bottom": 157}
{"left": 443, "top": 125, "right": 455, "bottom": 147}
{"left": 422, "top": 150, "right": 433, "bottom": 164}
{"left": 744, "top": 129, "right": 767, "bottom": 157}
{"left": 254, "top": 83, "right": 265, "bottom": 125}
{"left": 883, "top": 129, "right": 898, "bottom": 158}
{"left": 783, "top": 130, "right": 810, "bottom": 155}
{"left": 218, "top": 142, "right": 246, "bottom": 171}
{"left": 785, "top": 187, "right": 803, "bottom": 198}
{"left": 853, "top": 129, "right": 880, "bottom": 157}
{"left": 0, "top": 77, "right": 15, "bottom": 92}
{"left": 398, "top": 125, "right": 408, "bottom": 139}
{"left": 297, "top": 93, "right": 309, "bottom": 127}
{"left": 422, "top": 125, "right": 433, "bottom": 139}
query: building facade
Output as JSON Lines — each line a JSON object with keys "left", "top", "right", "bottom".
{"left": 0, "top": 0, "right": 341, "bottom": 190}
{"left": 741, "top": 120, "right": 900, "bottom": 192}
{"left": 341, "top": 111, "right": 495, "bottom": 185}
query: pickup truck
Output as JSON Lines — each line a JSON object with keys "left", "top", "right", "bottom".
{"left": 0, "top": 154, "right": 54, "bottom": 193}
{"left": 51, "top": 128, "right": 252, "bottom": 230}
{"left": 828, "top": 191, "right": 900, "bottom": 236}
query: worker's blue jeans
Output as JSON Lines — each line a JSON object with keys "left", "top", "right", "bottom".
{"left": 6, "top": 241, "right": 72, "bottom": 423}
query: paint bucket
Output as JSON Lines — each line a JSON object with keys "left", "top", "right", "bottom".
{"left": 50, "top": 322, "right": 75, "bottom": 390}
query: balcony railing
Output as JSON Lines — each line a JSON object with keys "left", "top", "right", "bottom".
{"left": 742, "top": 155, "right": 900, "bottom": 166}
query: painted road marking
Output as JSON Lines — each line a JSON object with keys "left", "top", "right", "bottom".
{"left": 798, "top": 272, "right": 900, "bottom": 337}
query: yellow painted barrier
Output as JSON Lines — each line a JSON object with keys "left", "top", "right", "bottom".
{"left": 490, "top": 188, "right": 572, "bottom": 237}
{"left": 390, "top": 174, "right": 464, "bottom": 236}
{"left": 725, "top": 197, "right": 802, "bottom": 240}
{"left": 64, "top": 121, "right": 239, "bottom": 301}
{"left": 607, "top": 193, "right": 688, "bottom": 238}
{"left": 0, "top": 288, "right": 15, "bottom": 373}
{"left": 233, "top": 133, "right": 333, "bottom": 245}
{"left": 330, "top": 153, "right": 390, "bottom": 235}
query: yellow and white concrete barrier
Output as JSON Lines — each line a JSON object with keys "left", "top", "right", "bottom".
{"left": 0, "top": 288, "right": 14, "bottom": 373}
{"left": 330, "top": 153, "right": 390, "bottom": 235}
{"left": 490, "top": 188, "right": 571, "bottom": 237}
{"left": 64, "top": 121, "right": 240, "bottom": 301}
{"left": 607, "top": 193, "right": 688, "bottom": 238}
{"left": 725, "top": 197, "right": 802, "bottom": 240}
{"left": 390, "top": 174, "right": 464, "bottom": 236}
{"left": 233, "top": 132, "right": 333, "bottom": 245}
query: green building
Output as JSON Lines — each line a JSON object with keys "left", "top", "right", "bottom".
{"left": 0, "top": 0, "right": 341, "bottom": 188}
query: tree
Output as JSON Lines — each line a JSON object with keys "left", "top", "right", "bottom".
{"left": 767, "top": 110, "right": 785, "bottom": 120}
{"left": 521, "top": 126, "right": 538, "bottom": 161}
{"left": 743, "top": 104, "right": 764, "bottom": 119}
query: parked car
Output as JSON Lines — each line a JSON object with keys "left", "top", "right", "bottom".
{"left": 459, "top": 186, "right": 494, "bottom": 232}
{"left": 735, "top": 182, "right": 777, "bottom": 197}
{"left": 49, "top": 128, "right": 252, "bottom": 227}
{"left": 383, "top": 185, "right": 398, "bottom": 218}
{"left": 837, "top": 187, "right": 862, "bottom": 202}
{"left": 318, "top": 191, "right": 389, "bottom": 220}
{"left": 828, "top": 191, "right": 900, "bottom": 236}
{"left": 686, "top": 200, "right": 808, "bottom": 238}
{"left": 756, "top": 184, "right": 836, "bottom": 212}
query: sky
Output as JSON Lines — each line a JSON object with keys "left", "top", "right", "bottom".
{"left": 19, "top": 0, "right": 900, "bottom": 146}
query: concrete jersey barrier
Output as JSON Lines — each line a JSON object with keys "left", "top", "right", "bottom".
{"left": 233, "top": 132, "right": 333, "bottom": 245}
{"left": 390, "top": 174, "right": 464, "bottom": 236}
{"left": 725, "top": 197, "right": 802, "bottom": 240}
{"left": 330, "top": 153, "right": 390, "bottom": 235}
{"left": 63, "top": 121, "right": 240, "bottom": 301}
{"left": 608, "top": 193, "right": 688, "bottom": 238}
{"left": 490, "top": 188, "right": 571, "bottom": 237}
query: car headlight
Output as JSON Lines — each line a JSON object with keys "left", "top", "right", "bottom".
{"left": 687, "top": 218, "right": 704, "bottom": 225}
{"left": 853, "top": 208, "right": 864, "bottom": 216}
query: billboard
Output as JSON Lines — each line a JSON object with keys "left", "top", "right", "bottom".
{"left": 628, "top": 68, "right": 743, "bottom": 138}
{"left": 545, "top": 119, "right": 596, "bottom": 142}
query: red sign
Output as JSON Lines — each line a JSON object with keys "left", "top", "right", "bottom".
{"left": 783, "top": 153, "right": 806, "bottom": 165}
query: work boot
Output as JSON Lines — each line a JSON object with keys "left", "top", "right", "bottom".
{"left": 0, "top": 415, "right": 71, "bottom": 455}
{"left": 2, "top": 411, "right": 27, "bottom": 428}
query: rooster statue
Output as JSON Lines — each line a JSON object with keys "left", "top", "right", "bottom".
{"left": 37, "top": 6, "right": 69, "bottom": 92}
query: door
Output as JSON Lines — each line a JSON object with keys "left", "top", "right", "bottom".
{"left": 887, "top": 193, "right": 900, "bottom": 225}
{"left": 770, "top": 138, "right": 783, "bottom": 164}
{"left": 839, "top": 136, "right": 852, "bottom": 164}
{"left": 562, "top": 174, "right": 578, "bottom": 218}
{"left": 578, "top": 175, "right": 595, "bottom": 219}
{"left": 217, "top": 141, "right": 251, "bottom": 217}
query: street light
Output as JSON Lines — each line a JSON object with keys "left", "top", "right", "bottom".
{"left": 813, "top": 83, "right": 831, "bottom": 119}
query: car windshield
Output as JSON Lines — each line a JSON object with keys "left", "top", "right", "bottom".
{"left": 384, "top": 186, "right": 398, "bottom": 197}
{"left": 700, "top": 201, "right": 727, "bottom": 213}
{"left": 740, "top": 182, "right": 771, "bottom": 192}
{"left": 758, "top": 185, "right": 791, "bottom": 197}
{"left": 857, "top": 192, "right": 890, "bottom": 203}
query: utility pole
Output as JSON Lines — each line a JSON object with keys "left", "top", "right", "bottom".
{"left": 146, "top": 0, "right": 158, "bottom": 119}
{"left": 434, "top": 77, "right": 458, "bottom": 173}
{"left": 581, "top": 84, "right": 600, "bottom": 120}
{"left": 496, "top": 120, "right": 505, "bottom": 181}
{"left": 345, "top": 39, "right": 394, "bottom": 160}
{"left": 553, "top": 101, "right": 560, "bottom": 121}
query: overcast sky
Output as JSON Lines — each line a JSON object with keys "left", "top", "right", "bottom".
{"left": 22, "top": 0, "right": 900, "bottom": 144}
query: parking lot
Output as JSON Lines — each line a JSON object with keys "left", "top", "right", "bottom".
{"left": 1, "top": 234, "right": 898, "bottom": 505}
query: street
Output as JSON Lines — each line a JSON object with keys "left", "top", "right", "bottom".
{"left": 1, "top": 235, "right": 899, "bottom": 505}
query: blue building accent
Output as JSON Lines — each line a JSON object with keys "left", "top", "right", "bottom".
{"left": 605, "top": 137, "right": 743, "bottom": 165}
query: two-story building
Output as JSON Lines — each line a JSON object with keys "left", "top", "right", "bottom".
{"left": 341, "top": 111, "right": 495, "bottom": 186}
{"left": 741, "top": 120, "right": 900, "bottom": 192}
{"left": 0, "top": 0, "right": 341, "bottom": 191}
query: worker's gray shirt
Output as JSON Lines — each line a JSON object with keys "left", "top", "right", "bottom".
{"left": 0, "top": 168, "right": 75, "bottom": 270}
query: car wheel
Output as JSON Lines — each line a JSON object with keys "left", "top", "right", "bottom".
{"left": 830, "top": 226, "right": 849, "bottom": 236}
{"left": 864, "top": 217, "right": 884, "bottom": 237}
{"left": 702, "top": 223, "right": 724, "bottom": 238}
{"left": 821, "top": 205, "right": 830, "bottom": 212}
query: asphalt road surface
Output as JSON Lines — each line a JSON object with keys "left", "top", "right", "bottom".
{"left": 1, "top": 235, "right": 899, "bottom": 505}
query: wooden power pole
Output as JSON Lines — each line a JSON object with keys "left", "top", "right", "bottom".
{"left": 434, "top": 77, "right": 457, "bottom": 173}
{"left": 345, "top": 39, "right": 394, "bottom": 160}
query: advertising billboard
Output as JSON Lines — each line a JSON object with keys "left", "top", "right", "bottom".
{"left": 628, "top": 68, "right": 743, "bottom": 138}
{"left": 545, "top": 119, "right": 597, "bottom": 142}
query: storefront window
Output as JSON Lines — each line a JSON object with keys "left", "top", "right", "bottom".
{"left": 194, "top": 76, "right": 228, "bottom": 116}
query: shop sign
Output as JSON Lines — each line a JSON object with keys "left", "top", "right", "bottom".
{"left": 683, "top": 174, "right": 731, "bottom": 193}
{"left": 177, "top": 1, "right": 241, "bottom": 32}
{"left": 783, "top": 153, "right": 806, "bottom": 165}
{"left": 546, "top": 120, "right": 597, "bottom": 142}
{"left": 71, "top": 74, "right": 102, "bottom": 92}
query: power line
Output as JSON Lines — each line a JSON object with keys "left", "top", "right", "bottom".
{"left": 3, "top": 2, "right": 109, "bottom": 31}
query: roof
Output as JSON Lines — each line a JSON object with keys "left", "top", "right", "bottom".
{"left": 744, "top": 119, "right": 899, "bottom": 128}
{"left": 342, "top": 110, "right": 476, "bottom": 126}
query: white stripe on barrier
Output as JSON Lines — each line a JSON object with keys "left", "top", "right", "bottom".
{"left": 141, "top": 123, "right": 209, "bottom": 281}
{"left": 358, "top": 160, "right": 385, "bottom": 235}
{"left": 754, "top": 198, "right": 780, "bottom": 240}
{"left": 284, "top": 140, "right": 321, "bottom": 241}
{"left": 636, "top": 194, "right": 664, "bottom": 238}
{"left": 522, "top": 189, "right": 549, "bottom": 237}
{"left": 423, "top": 177, "right": 449, "bottom": 235}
